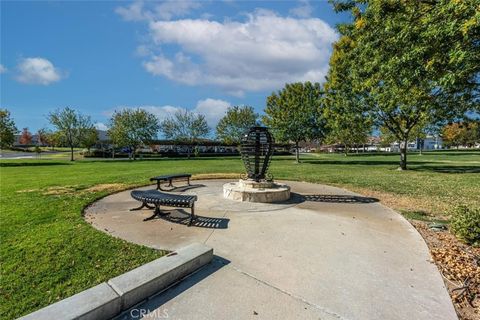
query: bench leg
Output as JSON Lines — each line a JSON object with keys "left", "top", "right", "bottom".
{"left": 187, "top": 177, "right": 191, "bottom": 186}
{"left": 159, "top": 181, "right": 174, "bottom": 191}
{"left": 130, "top": 202, "right": 155, "bottom": 211}
{"left": 143, "top": 204, "right": 165, "bottom": 221}
{"left": 188, "top": 205, "right": 195, "bottom": 226}
{"left": 156, "top": 181, "right": 161, "bottom": 190}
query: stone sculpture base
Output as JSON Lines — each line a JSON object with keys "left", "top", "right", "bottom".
{"left": 223, "top": 179, "right": 290, "bottom": 203}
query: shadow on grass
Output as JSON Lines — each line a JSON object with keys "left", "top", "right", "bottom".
{"left": 85, "top": 156, "right": 242, "bottom": 163}
{"left": 299, "top": 159, "right": 426, "bottom": 166}
{"left": 410, "top": 166, "right": 480, "bottom": 173}
{"left": 116, "top": 256, "right": 230, "bottom": 320}
{"left": 0, "top": 162, "right": 72, "bottom": 167}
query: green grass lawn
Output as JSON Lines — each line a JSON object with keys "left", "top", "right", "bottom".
{"left": 1, "top": 151, "right": 479, "bottom": 318}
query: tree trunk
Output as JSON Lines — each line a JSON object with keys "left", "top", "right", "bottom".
{"left": 70, "top": 146, "right": 74, "bottom": 161}
{"left": 295, "top": 141, "right": 300, "bottom": 163}
{"left": 344, "top": 144, "right": 348, "bottom": 156}
{"left": 399, "top": 139, "right": 408, "bottom": 170}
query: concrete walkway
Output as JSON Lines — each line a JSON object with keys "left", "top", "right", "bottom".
{"left": 85, "top": 180, "right": 457, "bottom": 320}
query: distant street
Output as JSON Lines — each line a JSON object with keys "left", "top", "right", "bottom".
{"left": 0, "top": 151, "right": 68, "bottom": 159}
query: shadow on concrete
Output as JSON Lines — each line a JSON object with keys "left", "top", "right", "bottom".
{"left": 287, "top": 192, "right": 379, "bottom": 204}
{"left": 303, "top": 194, "right": 379, "bottom": 203}
{"left": 115, "top": 256, "right": 231, "bottom": 320}
{"left": 169, "top": 184, "right": 206, "bottom": 192}
{"left": 156, "top": 209, "right": 229, "bottom": 229}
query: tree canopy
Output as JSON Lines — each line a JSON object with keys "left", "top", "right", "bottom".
{"left": 329, "top": 0, "right": 479, "bottom": 169}
{"left": 0, "top": 109, "right": 18, "bottom": 149}
{"left": 161, "top": 109, "right": 209, "bottom": 158}
{"left": 323, "top": 35, "right": 372, "bottom": 155}
{"left": 216, "top": 106, "right": 258, "bottom": 145}
{"left": 48, "top": 107, "right": 94, "bottom": 161}
{"left": 108, "top": 109, "right": 159, "bottom": 160}
{"left": 81, "top": 127, "right": 99, "bottom": 153}
{"left": 442, "top": 121, "right": 480, "bottom": 148}
{"left": 263, "top": 81, "right": 327, "bottom": 163}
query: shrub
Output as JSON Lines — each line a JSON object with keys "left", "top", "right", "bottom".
{"left": 450, "top": 205, "right": 480, "bottom": 246}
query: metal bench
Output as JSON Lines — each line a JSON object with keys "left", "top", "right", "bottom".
{"left": 150, "top": 174, "right": 192, "bottom": 191}
{"left": 130, "top": 189, "right": 197, "bottom": 226}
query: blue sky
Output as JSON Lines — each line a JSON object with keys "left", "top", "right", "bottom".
{"left": 0, "top": 0, "right": 350, "bottom": 134}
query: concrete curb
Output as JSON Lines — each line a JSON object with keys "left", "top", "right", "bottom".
{"left": 19, "top": 243, "right": 213, "bottom": 320}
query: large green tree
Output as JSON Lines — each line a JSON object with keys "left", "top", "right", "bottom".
{"left": 108, "top": 109, "right": 159, "bottom": 160}
{"left": 323, "top": 35, "right": 372, "bottom": 155}
{"left": 216, "top": 106, "right": 258, "bottom": 145}
{"left": 331, "top": 0, "right": 479, "bottom": 169}
{"left": 0, "top": 109, "right": 18, "bottom": 149}
{"left": 263, "top": 82, "right": 327, "bottom": 163}
{"left": 48, "top": 107, "right": 94, "bottom": 161}
{"left": 81, "top": 128, "right": 99, "bottom": 154}
{"left": 160, "top": 109, "right": 209, "bottom": 158}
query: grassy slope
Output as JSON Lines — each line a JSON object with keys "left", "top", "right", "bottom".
{"left": 1, "top": 151, "right": 479, "bottom": 318}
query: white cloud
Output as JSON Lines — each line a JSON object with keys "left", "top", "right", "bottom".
{"left": 194, "top": 98, "right": 231, "bottom": 126}
{"left": 94, "top": 122, "right": 108, "bottom": 131}
{"left": 0, "top": 64, "right": 7, "bottom": 74}
{"left": 115, "top": 1, "right": 150, "bottom": 21}
{"left": 115, "top": 0, "right": 200, "bottom": 22}
{"left": 289, "top": 0, "right": 313, "bottom": 18}
{"left": 106, "top": 98, "right": 231, "bottom": 129}
{"left": 140, "top": 10, "right": 337, "bottom": 95}
{"left": 15, "top": 57, "right": 63, "bottom": 85}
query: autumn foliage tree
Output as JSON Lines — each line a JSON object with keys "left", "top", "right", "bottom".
{"left": 19, "top": 128, "right": 33, "bottom": 145}
{"left": 442, "top": 122, "right": 479, "bottom": 148}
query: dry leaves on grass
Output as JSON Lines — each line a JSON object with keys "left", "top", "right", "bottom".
{"left": 350, "top": 187, "right": 449, "bottom": 219}
{"left": 413, "top": 221, "right": 480, "bottom": 320}
{"left": 42, "top": 186, "right": 81, "bottom": 195}
{"left": 192, "top": 173, "right": 240, "bottom": 180}
{"left": 84, "top": 184, "right": 127, "bottom": 193}
{"left": 18, "top": 183, "right": 128, "bottom": 196}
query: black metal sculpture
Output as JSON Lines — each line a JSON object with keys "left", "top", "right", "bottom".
{"left": 240, "top": 126, "right": 274, "bottom": 182}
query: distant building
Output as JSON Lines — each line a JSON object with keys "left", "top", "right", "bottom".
{"left": 389, "top": 136, "right": 443, "bottom": 152}
{"left": 318, "top": 135, "right": 443, "bottom": 153}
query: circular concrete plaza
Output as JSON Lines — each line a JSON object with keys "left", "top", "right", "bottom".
{"left": 85, "top": 180, "right": 457, "bottom": 320}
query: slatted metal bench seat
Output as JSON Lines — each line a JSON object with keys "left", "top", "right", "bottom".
{"left": 130, "top": 189, "right": 197, "bottom": 226}
{"left": 150, "top": 174, "right": 192, "bottom": 191}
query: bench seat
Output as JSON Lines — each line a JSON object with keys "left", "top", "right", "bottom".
{"left": 130, "top": 190, "right": 197, "bottom": 225}
{"left": 150, "top": 174, "right": 192, "bottom": 191}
